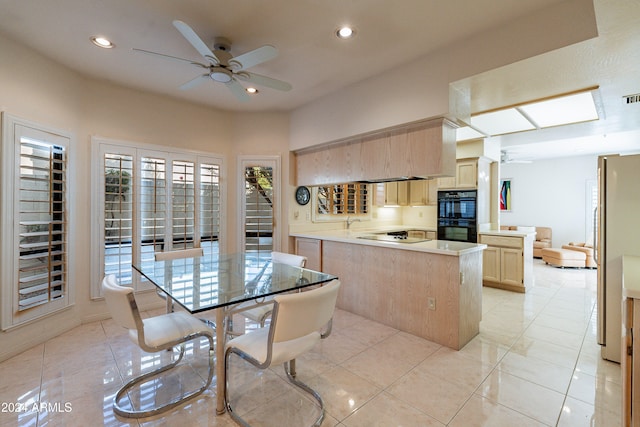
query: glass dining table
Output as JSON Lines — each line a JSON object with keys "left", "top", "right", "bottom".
{"left": 132, "top": 251, "right": 337, "bottom": 414}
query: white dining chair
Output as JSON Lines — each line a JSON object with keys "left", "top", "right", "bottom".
{"left": 230, "top": 251, "right": 307, "bottom": 335}
{"left": 101, "top": 274, "right": 214, "bottom": 418}
{"left": 224, "top": 279, "right": 341, "bottom": 427}
{"left": 154, "top": 247, "right": 204, "bottom": 312}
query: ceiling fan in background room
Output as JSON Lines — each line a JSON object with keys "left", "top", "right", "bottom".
{"left": 501, "top": 150, "right": 532, "bottom": 164}
{"left": 133, "top": 20, "right": 292, "bottom": 102}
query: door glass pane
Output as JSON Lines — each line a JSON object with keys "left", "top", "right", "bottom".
{"left": 244, "top": 166, "right": 273, "bottom": 255}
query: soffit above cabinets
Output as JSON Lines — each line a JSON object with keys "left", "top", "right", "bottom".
{"left": 457, "top": 87, "right": 600, "bottom": 141}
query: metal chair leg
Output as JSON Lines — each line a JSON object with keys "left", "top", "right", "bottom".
{"left": 113, "top": 335, "right": 215, "bottom": 418}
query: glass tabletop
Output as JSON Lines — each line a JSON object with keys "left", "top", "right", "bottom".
{"left": 132, "top": 252, "right": 338, "bottom": 314}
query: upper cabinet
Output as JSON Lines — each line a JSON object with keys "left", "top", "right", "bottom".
{"left": 295, "top": 117, "right": 457, "bottom": 186}
{"left": 375, "top": 179, "right": 436, "bottom": 206}
{"left": 437, "top": 158, "right": 482, "bottom": 189}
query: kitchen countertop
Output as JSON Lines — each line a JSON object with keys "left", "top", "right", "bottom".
{"left": 290, "top": 228, "right": 486, "bottom": 256}
{"left": 479, "top": 229, "right": 537, "bottom": 238}
{"left": 622, "top": 255, "right": 640, "bottom": 299}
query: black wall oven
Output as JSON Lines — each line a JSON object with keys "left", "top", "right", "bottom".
{"left": 437, "top": 190, "right": 478, "bottom": 243}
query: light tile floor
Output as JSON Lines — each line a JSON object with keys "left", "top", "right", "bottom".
{"left": 0, "top": 259, "right": 621, "bottom": 426}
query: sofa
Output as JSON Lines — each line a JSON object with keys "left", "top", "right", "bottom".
{"left": 500, "top": 225, "right": 552, "bottom": 258}
{"left": 562, "top": 242, "right": 596, "bottom": 268}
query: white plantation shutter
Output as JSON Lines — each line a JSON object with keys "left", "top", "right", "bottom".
{"left": 244, "top": 166, "right": 274, "bottom": 253}
{"left": 104, "top": 153, "right": 134, "bottom": 283}
{"left": 171, "top": 160, "right": 196, "bottom": 250}
{"left": 199, "top": 163, "right": 221, "bottom": 256}
{"left": 91, "top": 139, "right": 225, "bottom": 297}
{"left": 2, "top": 115, "right": 75, "bottom": 329}
{"left": 18, "top": 139, "right": 67, "bottom": 310}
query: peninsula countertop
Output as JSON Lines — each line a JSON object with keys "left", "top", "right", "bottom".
{"left": 478, "top": 229, "right": 537, "bottom": 238}
{"left": 289, "top": 228, "right": 486, "bottom": 256}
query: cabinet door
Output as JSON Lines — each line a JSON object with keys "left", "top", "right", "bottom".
{"left": 385, "top": 182, "right": 399, "bottom": 205}
{"left": 501, "top": 248, "right": 523, "bottom": 287}
{"left": 295, "top": 238, "right": 322, "bottom": 271}
{"left": 482, "top": 246, "right": 500, "bottom": 282}
{"left": 408, "top": 230, "right": 426, "bottom": 239}
{"left": 409, "top": 180, "right": 427, "bottom": 205}
{"left": 437, "top": 176, "right": 456, "bottom": 189}
{"left": 456, "top": 159, "right": 478, "bottom": 188}
{"left": 397, "top": 181, "right": 409, "bottom": 206}
{"left": 427, "top": 179, "right": 438, "bottom": 205}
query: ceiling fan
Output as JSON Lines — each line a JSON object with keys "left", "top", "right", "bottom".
{"left": 501, "top": 150, "right": 532, "bottom": 164}
{"left": 134, "top": 20, "right": 292, "bottom": 102}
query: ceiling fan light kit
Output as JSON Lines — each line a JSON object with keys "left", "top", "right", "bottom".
{"left": 133, "top": 20, "right": 292, "bottom": 101}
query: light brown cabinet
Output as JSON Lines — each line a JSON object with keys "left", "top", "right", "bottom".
{"left": 408, "top": 180, "right": 437, "bottom": 206}
{"left": 479, "top": 233, "right": 533, "bottom": 293}
{"left": 376, "top": 179, "right": 436, "bottom": 207}
{"left": 294, "top": 237, "right": 322, "bottom": 271}
{"left": 375, "top": 182, "right": 407, "bottom": 206}
{"left": 437, "top": 158, "right": 484, "bottom": 189}
{"left": 295, "top": 118, "right": 456, "bottom": 186}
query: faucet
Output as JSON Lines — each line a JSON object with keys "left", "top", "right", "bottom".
{"left": 346, "top": 216, "right": 361, "bottom": 229}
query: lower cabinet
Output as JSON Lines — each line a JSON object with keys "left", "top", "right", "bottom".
{"left": 294, "top": 237, "right": 322, "bottom": 271}
{"left": 479, "top": 233, "right": 533, "bottom": 293}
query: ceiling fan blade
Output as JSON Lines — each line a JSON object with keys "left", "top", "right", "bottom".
{"left": 225, "top": 79, "right": 251, "bottom": 102}
{"left": 236, "top": 72, "right": 292, "bottom": 91}
{"left": 179, "top": 74, "right": 209, "bottom": 90}
{"left": 229, "top": 45, "right": 278, "bottom": 70}
{"left": 132, "top": 48, "right": 208, "bottom": 68}
{"left": 172, "top": 20, "right": 219, "bottom": 65}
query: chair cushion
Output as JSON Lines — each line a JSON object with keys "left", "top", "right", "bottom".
{"left": 130, "top": 311, "right": 212, "bottom": 348}
{"left": 225, "top": 328, "right": 320, "bottom": 367}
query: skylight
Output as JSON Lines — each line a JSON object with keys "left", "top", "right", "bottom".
{"left": 457, "top": 88, "right": 600, "bottom": 141}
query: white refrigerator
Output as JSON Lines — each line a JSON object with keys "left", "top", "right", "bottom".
{"left": 597, "top": 154, "right": 640, "bottom": 363}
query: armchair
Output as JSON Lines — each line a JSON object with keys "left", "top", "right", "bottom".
{"left": 533, "top": 227, "right": 552, "bottom": 258}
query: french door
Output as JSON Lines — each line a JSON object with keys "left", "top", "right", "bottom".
{"left": 238, "top": 156, "right": 280, "bottom": 255}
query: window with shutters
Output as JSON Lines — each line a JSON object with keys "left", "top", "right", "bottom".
{"left": 314, "top": 183, "right": 370, "bottom": 220}
{"left": 1, "top": 114, "right": 75, "bottom": 329}
{"left": 92, "top": 139, "right": 224, "bottom": 297}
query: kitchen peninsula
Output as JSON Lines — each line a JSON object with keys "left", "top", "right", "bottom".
{"left": 290, "top": 230, "right": 486, "bottom": 350}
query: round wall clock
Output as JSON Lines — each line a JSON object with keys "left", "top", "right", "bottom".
{"left": 295, "top": 186, "right": 311, "bottom": 205}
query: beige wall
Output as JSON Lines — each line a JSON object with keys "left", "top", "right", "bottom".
{"left": 0, "top": 33, "right": 290, "bottom": 361}
{"left": 289, "top": 0, "right": 597, "bottom": 150}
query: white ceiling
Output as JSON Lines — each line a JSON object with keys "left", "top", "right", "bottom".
{"left": 1, "top": 0, "right": 639, "bottom": 161}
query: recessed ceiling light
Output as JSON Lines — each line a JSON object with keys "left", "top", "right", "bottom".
{"left": 90, "top": 36, "right": 115, "bottom": 49}
{"left": 246, "top": 87, "right": 258, "bottom": 94}
{"left": 336, "top": 26, "right": 356, "bottom": 39}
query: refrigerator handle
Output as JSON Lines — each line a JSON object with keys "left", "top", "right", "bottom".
{"left": 593, "top": 207, "right": 598, "bottom": 264}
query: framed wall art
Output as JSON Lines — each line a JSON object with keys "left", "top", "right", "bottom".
{"left": 500, "top": 178, "right": 512, "bottom": 211}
